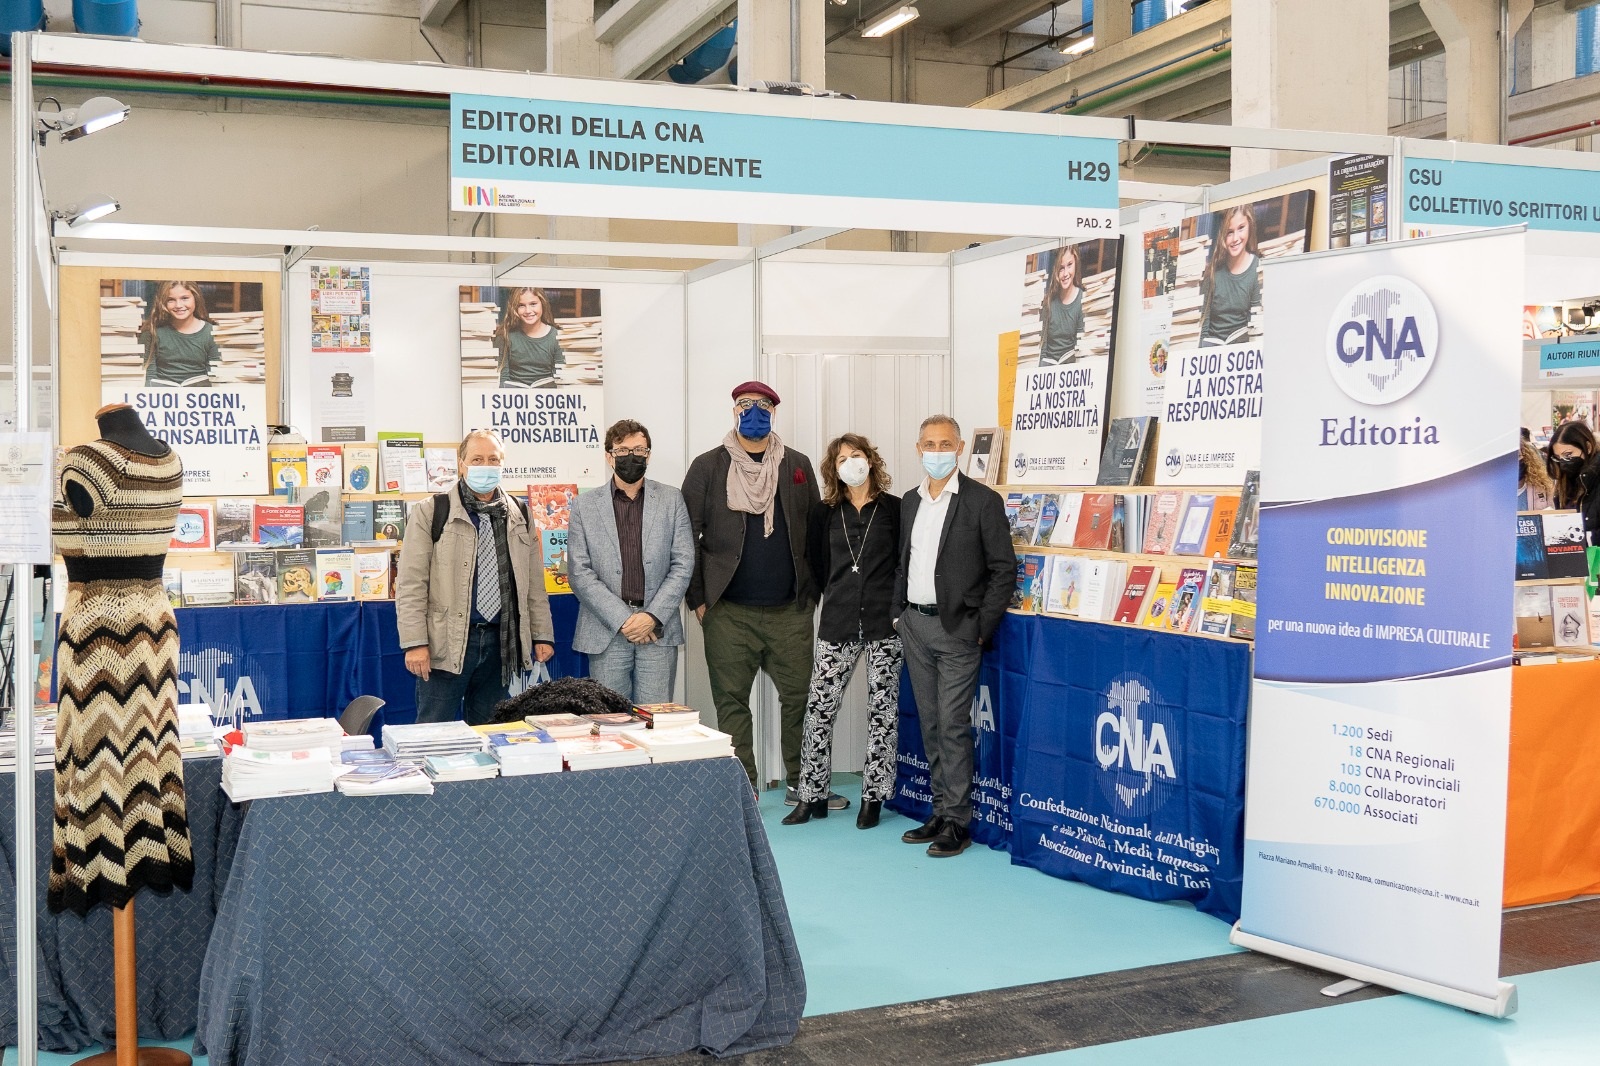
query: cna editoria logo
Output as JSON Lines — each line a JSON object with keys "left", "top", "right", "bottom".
{"left": 1011, "top": 451, "right": 1029, "bottom": 477}
{"left": 1095, "top": 673, "right": 1178, "bottom": 817}
{"left": 1163, "top": 448, "right": 1183, "bottom": 477}
{"left": 1325, "top": 274, "right": 1439, "bottom": 405}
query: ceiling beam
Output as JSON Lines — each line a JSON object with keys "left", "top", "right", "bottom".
{"left": 609, "top": 0, "right": 731, "bottom": 81}
{"left": 949, "top": 1, "right": 1060, "bottom": 48}
{"left": 418, "top": 0, "right": 460, "bottom": 29}
{"left": 595, "top": 0, "right": 666, "bottom": 44}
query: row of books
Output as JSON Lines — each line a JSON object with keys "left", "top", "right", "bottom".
{"left": 3, "top": 708, "right": 220, "bottom": 772}
{"left": 1515, "top": 511, "right": 1588, "bottom": 581}
{"left": 268, "top": 437, "right": 450, "bottom": 497}
{"left": 172, "top": 494, "right": 413, "bottom": 552}
{"left": 1014, "top": 554, "right": 1258, "bottom": 640}
{"left": 1007, "top": 470, "right": 1261, "bottom": 561}
{"left": 1514, "top": 583, "right": 1592, "bottom": 651}
{"left": 164, "top": 548, "right": 393, "bottom": 607}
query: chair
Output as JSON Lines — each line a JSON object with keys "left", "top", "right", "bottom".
{"left": 339, "top": 695, "right": 385, "bottom": 738}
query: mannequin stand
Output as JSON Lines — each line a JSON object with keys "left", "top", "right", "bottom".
{"left": 72, "top": 900, "right": 192, "bottom": 1066}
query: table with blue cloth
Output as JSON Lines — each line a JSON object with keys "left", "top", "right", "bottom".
{"left": 195, "top": 757, "right": 805, "bottom": 1066}
{"left": 0, "top": 757, "right": 230, "bottom": 1051}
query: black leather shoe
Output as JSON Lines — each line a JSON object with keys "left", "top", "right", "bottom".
{"left": 781, "top": 800, "right": 828, "bottom": 825}
{"left": 855, "top": 801, "right": 882, "bottom": 829}
{"left": 901, "top": 817, "right": 943, "bottom": 844}
{"left": 926, "top": 821, "right": 972, "bottom": 858}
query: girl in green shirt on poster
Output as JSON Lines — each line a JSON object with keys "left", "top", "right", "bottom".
{"left": 495, "top": 286, "right": 565, "bottom": 387}
{"left": 1199, "top": 205, "right": 1262, "bottom": 346}
{"left": 1039, "top": 244, "right": 1085, "bottom": 366}
{"left": 141, "top": 280, "right": 222, "bottom": 386}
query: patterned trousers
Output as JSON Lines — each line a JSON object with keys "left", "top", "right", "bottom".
{"left": 797, "top": 636, "right": 903, "bottom": 803}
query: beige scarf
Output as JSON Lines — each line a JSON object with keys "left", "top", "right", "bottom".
{"left": 723, "top": 429, "right": 786, "bottom": 537}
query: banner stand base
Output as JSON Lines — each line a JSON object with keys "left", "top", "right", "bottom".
{"left": 1320, "top": 978, "right": 1370, "bottom": 998}
{"left": 1229, "top": 924, "right": 1519, "bottom": 1018}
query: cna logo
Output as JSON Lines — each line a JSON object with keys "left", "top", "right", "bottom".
{"left": 176, "top": 643, "right": 269, "bottom": 728}
{"left": 1011, "top": 451, "right": 1029, "bottom": 477}
{"left": 971, "top": 685, "right": 996, "bottom": 733}
{"left": 1094, "top": 673, "right": 1178, "bottom": 816}
{"left": 1162, "top": 448, "right": 1183, "bottom": 477}
{"left": 462, "top": 185, "right": 498, "bottom": 207}
{"left": 1325, "top": 274, "right": 1439, "bottom": 405}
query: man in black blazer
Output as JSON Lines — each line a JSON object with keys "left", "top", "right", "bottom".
{"left": 893, "top": 415, "right": 1015, "bottom": 857}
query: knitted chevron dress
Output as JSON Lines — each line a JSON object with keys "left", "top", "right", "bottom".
{"left": 49, "top": 440, "right": 194, "bottom": 916}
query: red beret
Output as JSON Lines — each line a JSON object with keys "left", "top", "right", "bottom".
{"left": 731, "top": 380, "right": 780, "bottom": 406}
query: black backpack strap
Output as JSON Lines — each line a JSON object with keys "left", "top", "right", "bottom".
{"left": 429, "top": 492, "right": 450, "bottom": 543}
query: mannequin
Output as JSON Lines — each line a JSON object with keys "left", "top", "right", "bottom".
{"left": 53, "top": 404, "right": 193, "bottom": 1066}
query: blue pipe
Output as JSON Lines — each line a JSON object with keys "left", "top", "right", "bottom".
{"left": 73, "top": 0, "right": 138, "bottom": 37}
{"left": 0, "top": 0, "right": 47, "bottom": 57}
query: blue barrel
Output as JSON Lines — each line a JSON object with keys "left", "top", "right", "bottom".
{"left": 73, "top": 0, "right": 139, "bottom": 37}
{"left": 669, "top": 22, "right": 736, "bottom": 84}
{"left": 1133, "top": 0, "right": 1168, "bottom": 34}
{"left": 1579, "top": 6, "right": 1600, "bottom": 78}
{"left": 0, "top": 0, "right": 47, "bottom": 56}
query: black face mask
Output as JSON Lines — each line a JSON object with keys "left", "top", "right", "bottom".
{"left": 613, "top": 455, "right": 648, "bottom": 484}
{"left": 1558, "top": 455, "right": 1585, "bottom": 474}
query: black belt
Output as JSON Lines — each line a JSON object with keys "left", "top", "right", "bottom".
{"left": 907, "top": 602, "right": 939, "bottom": 616}
{"left": 471, "top": 620, "right": 500, "bottom": 630}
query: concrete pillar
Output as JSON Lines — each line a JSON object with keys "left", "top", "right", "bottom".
{"left": 736, "top": 0, "right": 826, "bottom": 87}
{"left": 1095, "top": 0, "right": 1132, "bottom": 51}
{"left": 1230, "top": 0, "right": 1389, "bottom": 177}
{"left": 545, "top": 0, "right": 612, "bottom": 259}
{"left": 1531, "top": 2, "right": 1576, "bottom": 90}
{"left": 1419, "top": 0, "right": 1505, "bottom": 143}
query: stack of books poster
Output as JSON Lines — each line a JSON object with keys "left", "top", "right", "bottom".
{"left": 243, "top": 717, "right": 344, "bottom": 754}
{"left": 221, "top": 747, "right": 337, "bottom": 801}
{"left": 631, "top": 725, "right": 736, "bottom": 763}
{"left": 423, "top": 751, "right": 500, "bottom": 782}
{"left": 525, "top": 712, "right": 595, "bottom": 738}
{"left": 382, "top": 721, "right": 486, "bottom": 763}
{"left": 558, "top": 734, "right": 650, "bottom": 771}
{"left": 483, "top": 727, "right": 564, "bottom": 776}
{"left": 335, "top": 750, "right": 435, "bottom": 795}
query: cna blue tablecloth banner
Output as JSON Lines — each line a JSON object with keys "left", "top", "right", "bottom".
{"left": 891, "top": 613, "right": 1250, "bottom": 922}
{"left": 167, "top": 597, "right": 584, "bottom": 730}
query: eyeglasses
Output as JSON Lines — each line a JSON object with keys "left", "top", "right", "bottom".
{"left": 611, "top": 447, "right": 651, "bottom": 458}
{"left": 735, "top": 398, "right": 775, "bottom": 412}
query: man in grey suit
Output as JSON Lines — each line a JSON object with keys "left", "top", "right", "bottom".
{"left": 567, "top": 419, "right": 695, "bottom": 704}
{"left": 893, "top": 415, "right": 1015, "bottom": 858}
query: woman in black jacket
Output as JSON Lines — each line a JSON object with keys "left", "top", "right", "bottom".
{"left": 783, "top": 434, "right": 902, "bottom": 828}
{"left": 1549, "top": 421, "right": 1600, "bottom": 543}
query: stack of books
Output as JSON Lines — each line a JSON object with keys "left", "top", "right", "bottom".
{"left": 634, "top": 704, "right": 700, "bottom": 730}
{"left": 524, "top": 713, "right": 595, "bottom": 738}
{"left": 0, "top": 714, "right": 56, "bottom": 773}
{"left": 381, "top": 722, "right": 486, "bottom": 763}
{"left": 221, "top": 747, "right": 336, "bottom": 801}
{"left": 177, "top": 704, "right": 220, "bottom": 760}
{"left": 243, "top": 717, "right": 345, "bottom": 754}
{"left": 423, "top": 751, "right": 500, "bottom": 782}
{"left": 631, "top": 725, "right": 736, "bottom": 764}
{"left": 558, "top": 734, "right": 650, "bottom": 771}
{"left": 482, "top": 727, "right": 563, "bottom": 776}
{"left": 583, "top": 712, "right": 647, "bottom": 734}
{"left": 334, "top": 750, "right": 435, "bottom": 796}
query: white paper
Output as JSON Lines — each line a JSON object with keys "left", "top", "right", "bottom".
{"left": 0, "top": 433, "right": 53, "bottom": 564}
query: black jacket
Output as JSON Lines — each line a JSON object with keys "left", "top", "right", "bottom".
{"left": 1577, "top": 456, "right": 1600, "bottom": 545}
{"left": 893, "top": 473, "right": 1015, "bottom": 644}
{"left": 681, "top": 442, "right": 820, "bottom": 612}
{"left": 807, "top": 493, "right": 902, "bottom": 644}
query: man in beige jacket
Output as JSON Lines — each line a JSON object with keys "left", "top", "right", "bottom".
{"left": 397, "top": 430, "right": 554, "bottom": 725}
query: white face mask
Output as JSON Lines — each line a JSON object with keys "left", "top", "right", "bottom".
{"left": 838, "top": 456, "right": 870, "bottom": 487}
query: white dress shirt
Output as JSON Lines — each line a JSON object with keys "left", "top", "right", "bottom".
{"left": 906, "top": 475, "right": 959, "bottom": 606}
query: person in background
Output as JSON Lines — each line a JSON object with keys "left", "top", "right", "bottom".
{"left": 495, "top": 286, "right": 565, "bottom": 387}
{"left": 1519, "top": 435, "right": 1555, "bottom": 512}
{"left": 1550, "top": 420, "right": 1600, "bottom": 542}
{"left": 683, "top": 381, "right": 829, "bottom": 804}
{"left": 1198, "top": 204, "right": 1262, "bottom": 346}
{"left": 893, "top": 415, "right": 1014, "bottom": 858}
{"left": 1038, "top": 245, "right": 1084, "bottom": 366}
{"left": 397, "top": 430, "right": 554, "bottom": 725}
{"left": 783, "top": 434, "right": 902, "bottom": 829}
{"left": 567, "top": 419, "right": 695, "bottom": 705}
{"left": 141, "top": 281, "right": 221, "bottom": 387}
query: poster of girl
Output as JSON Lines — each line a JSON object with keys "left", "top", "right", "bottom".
{"left": 1019, "top": 237, "right": 1123, "bottom": 368}
{"left": 142, "top": 281, "right": 220, "bottom": 386}
{"left": 457, "top": 285, "right": 604, "bottom": 388}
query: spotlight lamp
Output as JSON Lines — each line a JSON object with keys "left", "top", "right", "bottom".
{"left": 35, "top": 96, "right": 131, "bottom": 144}
{"left": 52, "top": 195, "right": 122, "bottom": 228}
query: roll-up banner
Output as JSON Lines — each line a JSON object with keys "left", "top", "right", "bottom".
{"left": 1233, "top": 228, "right": 1523, "bottom": 1017}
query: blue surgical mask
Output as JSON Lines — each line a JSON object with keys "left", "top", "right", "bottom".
{"left": 921, "top": 450, "right": 959, "bottom": 480}
{"left": 738, "top": 405, "right": 773, "bottom": 440}
{"left": 463, "top": 466, "right": 502, "bottom": 493}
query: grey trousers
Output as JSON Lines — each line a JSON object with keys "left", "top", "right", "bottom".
{"left": 587, "top": 633, "right": 679, "bottom": 705}
{"left": 897, "top": 609, "right": 982, "bottom": 827}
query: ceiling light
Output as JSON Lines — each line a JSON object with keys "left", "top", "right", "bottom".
{"left": 53, "top": 195, "right": 121, "bottom": 228}
{"left": 36, "top": 96, "right": 130, "bottom": 143}
{"left": 1062, "top": 35, "right": 1095, "bottom": 55}
{"left": 861, "top": 5, "right": 919, "bottom": 37}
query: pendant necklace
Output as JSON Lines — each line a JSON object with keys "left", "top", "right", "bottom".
{"left": 841, "top": 498, "right": 877, "bottom": 574}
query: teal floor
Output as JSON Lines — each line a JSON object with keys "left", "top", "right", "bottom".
{"left": 10, "top": 774, "right": 1598, "bottom": 1064}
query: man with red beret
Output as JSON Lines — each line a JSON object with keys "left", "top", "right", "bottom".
{"left": 683, "top": 381, "right": 838, "bottom": 808}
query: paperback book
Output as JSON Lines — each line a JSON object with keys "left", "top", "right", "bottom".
{"left": 344, "top": 445, "right": 378, "bottom": 493}
{"left": 1542, "top": 512, "right": 1587, "bottom": 580}
{"left": 1074, "top": 493, "right": 1116, "bottom": 550}
{"left": 291, "top": 486, "right": 344, "bottom": 549}
{"left": 1229, "top": 564, "right": 1258, "bottom": 639}
{"left": 1228, "top": 470, "right": 1261, "bottom": 560}
{"left": 1095, "top": 416, "right": 1156, "bottom": 486}
{"left": 253, "top": 503, "right": 304, "bottom": 548}
{"left": 181, "top": 568, "right": 234, "bottom": 607}
{"left": 1049, "top": 492, "right": 1085, "bottom": 548}
{"left": 267, "top": 441, "right": 308, "bottom": 497}
{"left": 316, "top": 549, "right": 357, "bottom": 601}
{"left": 1199, "top": 562, "right": 1237, "bottom": 636}
{"left": 215, "top": 498, "right": 254, "bottom": 549}
{"left": 373, "top": 499, "right": 407, "bottom": 542}
{"left": 1515, "top": 514, "right": 1548, "bottom": 581}
{"left": 233, "top": 551, "right": 280, "bottom": 605}
{"left": 356, "top": 552, "right": 392, "bottom": 600}
{"left": 306, "top": 444, "right": 343, "bottom": 492}
{"left": 1112, "top": 565, "right": 1157, "bottom": 624}
{"left": 276, "top": 549, "right": 317, "bottom": 604}
{"left": 1142, "top": 491, "right": 1185, "bottom": 554}
{"left": 343, "top": 499, "right": 375, "bottom": 543}
{"left": 169, "top": 502, "right": 214, "bottom": 552}
{"left": 1173, "top": 495, "right": 1216, "bottom": 556}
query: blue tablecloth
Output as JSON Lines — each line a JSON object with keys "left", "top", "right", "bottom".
{"left": 890, "top": 612, "right": 1251, "bottom": 923}
{"left": 171, "top": 596, "right": 585, "bottom": 730}
{"left": 195, "top": 758, "right": 805, "bottom": 1065}
{"left": 0, "top": 758, "right": 228, "bottom": 1051}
